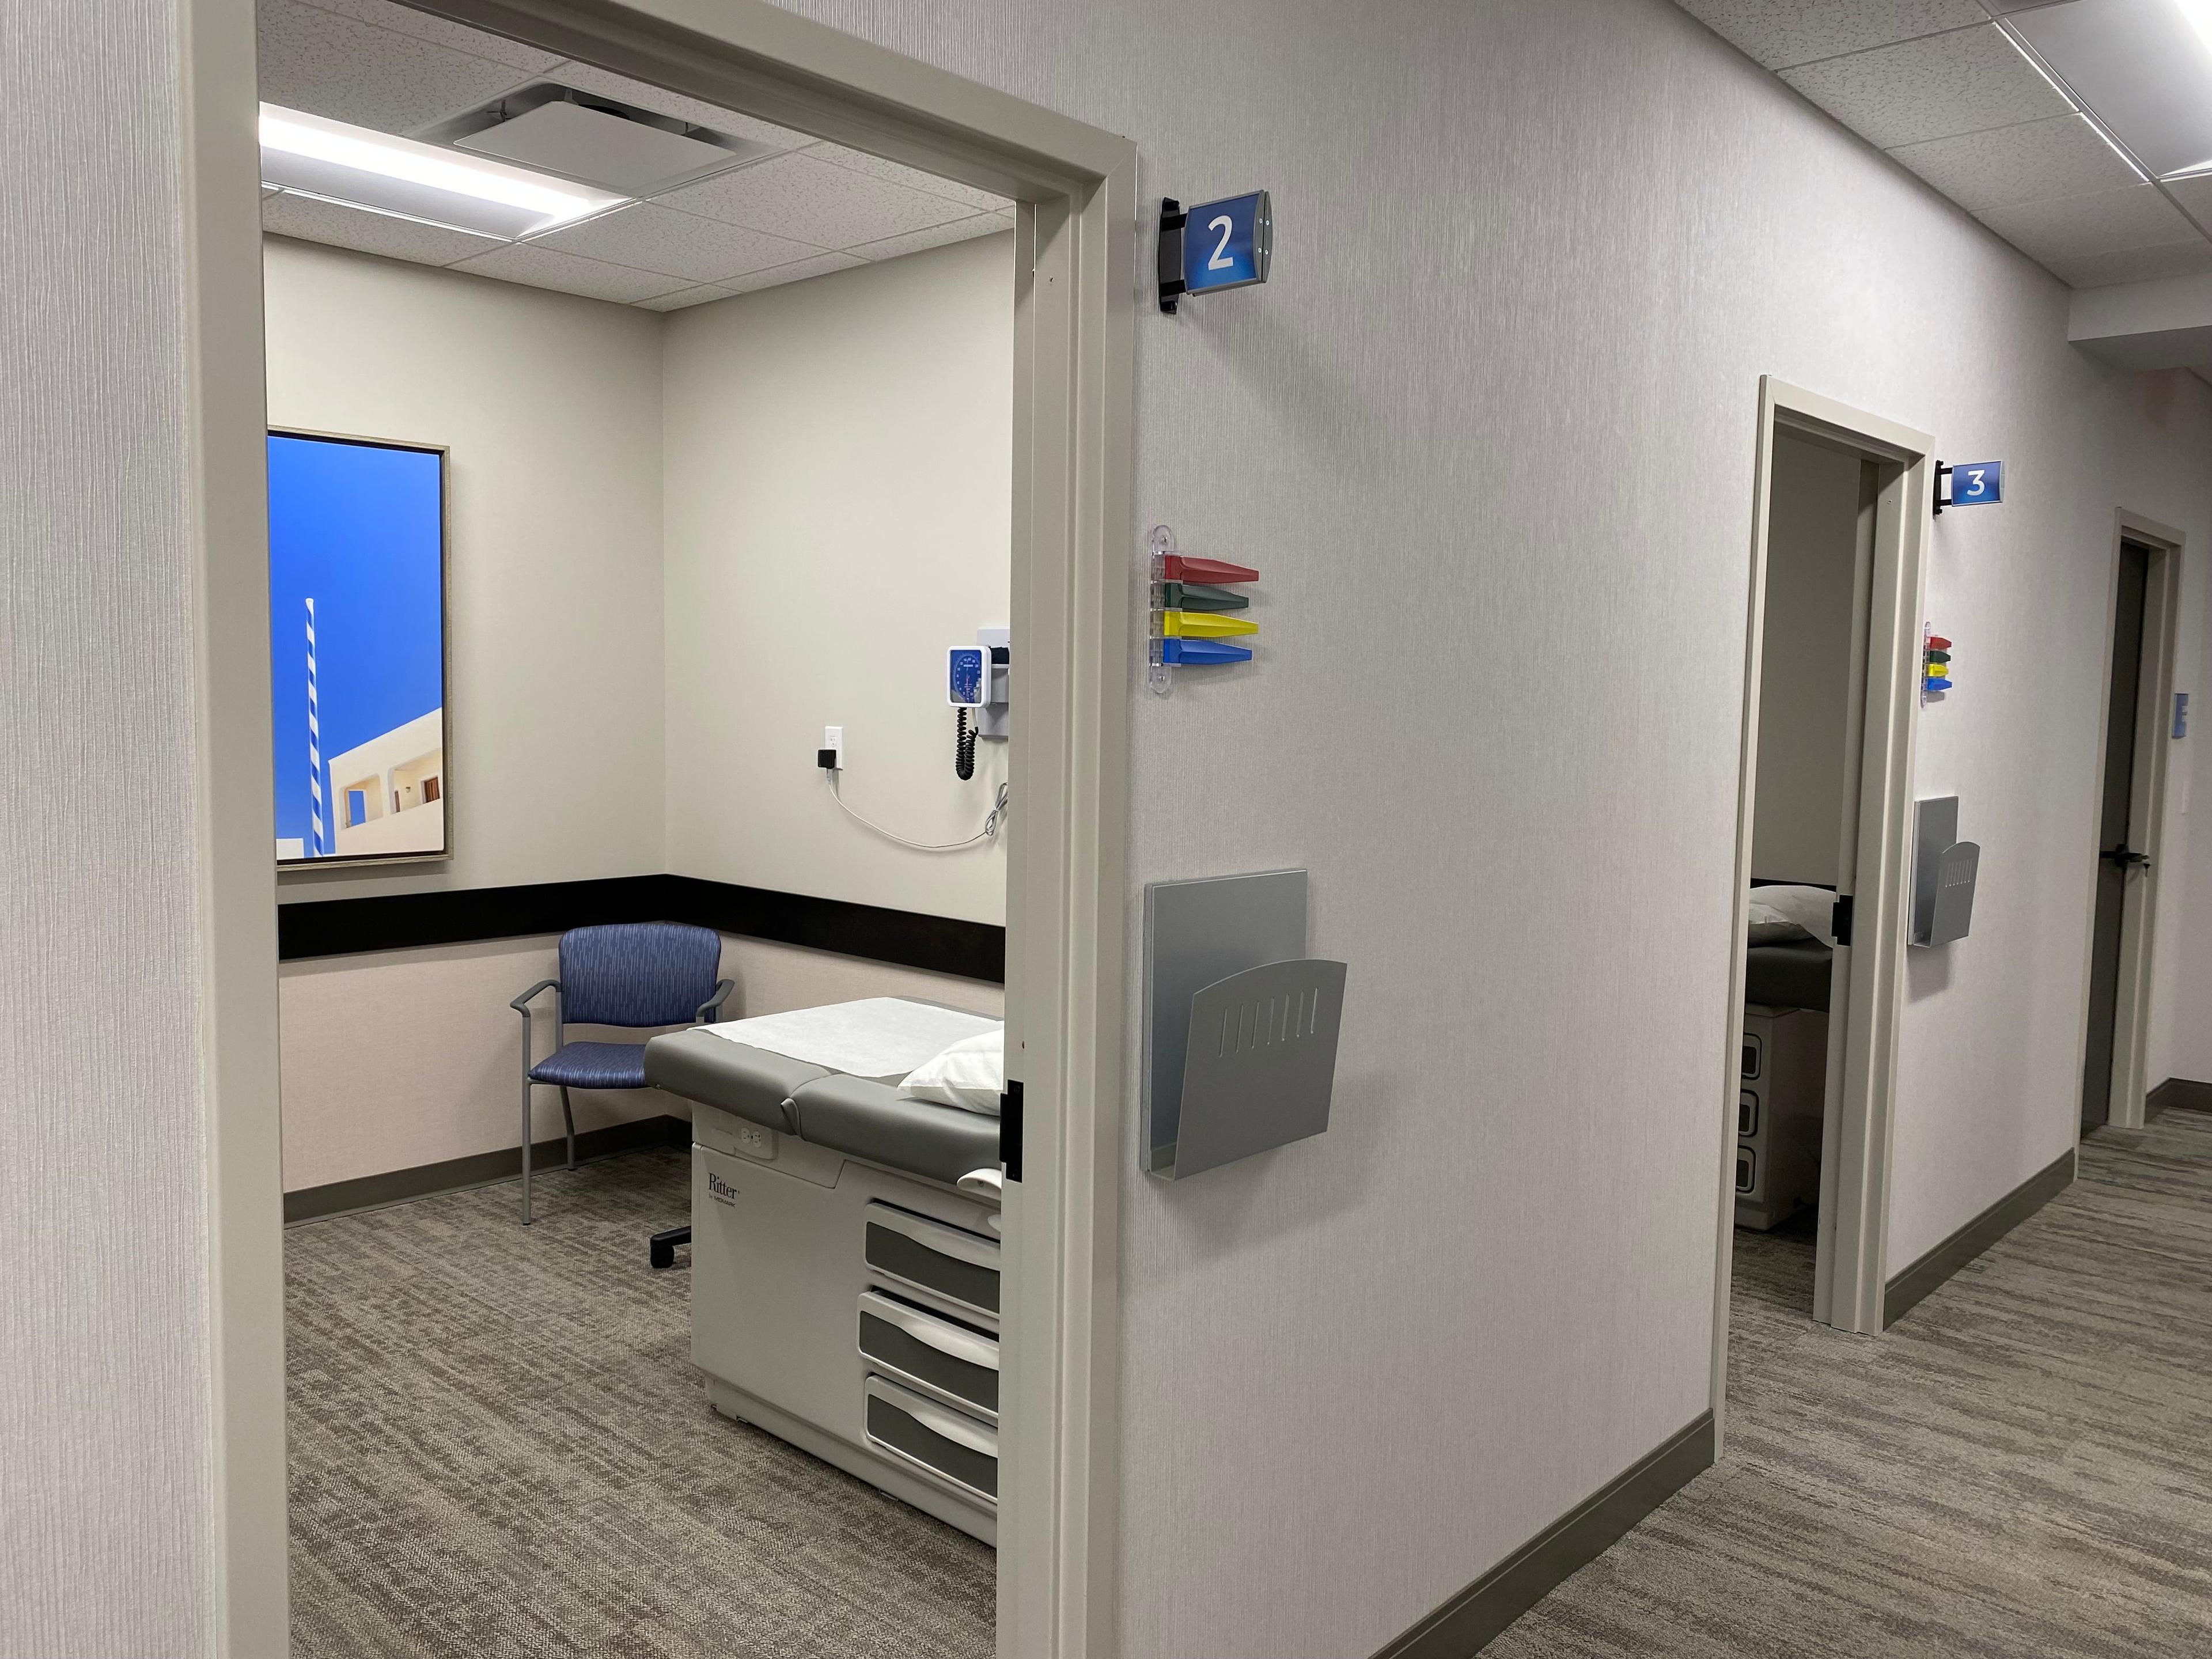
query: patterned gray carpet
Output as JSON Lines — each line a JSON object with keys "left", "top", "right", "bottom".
{"left": 286, "top": 1149, "right": 994, "bottom": 1659}
{"left": 290, "top": 1116, "right": 2212, "bottom": 1657}
{"left": 1490, "top": 1109, "right": 2212, "bottom": 1657}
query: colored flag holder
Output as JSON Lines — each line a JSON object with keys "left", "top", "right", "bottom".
{"left": 1147, "top": 525, "right": 1259, "bottom": 695}
{"left": 1922, "top": 624, "right": 1952, "bottom": 704}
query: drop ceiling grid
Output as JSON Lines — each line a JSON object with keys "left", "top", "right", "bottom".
{"left": 256, "top": 0, "right": 1015, "bottom": 308}
{"left": 1672, "top": 0, "right": 2212, "bottom": 289}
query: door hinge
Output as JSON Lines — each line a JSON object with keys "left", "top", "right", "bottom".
{"left": 1001, "top": 1080, "right": 1024, "bottom": 1183}
{"left": 1832, "top": 893, "right": 1854, "bottom": 948}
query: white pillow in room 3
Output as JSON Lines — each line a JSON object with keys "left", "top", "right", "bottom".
{"left": 1751, "top": 884, "right": 1836, "bottom": 948}
{"left": 900, "top": 1027, "right": 1006, "bottom": 1116}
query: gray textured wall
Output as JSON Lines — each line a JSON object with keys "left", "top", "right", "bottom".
{"left": 748, "top": 0, "right": 2212, "bottom": 1652}
{"left": 0, "top": 0, "right": 217, "bottom": 1652}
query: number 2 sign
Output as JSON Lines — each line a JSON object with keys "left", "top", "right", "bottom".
{"left": 1158, "top": 191, "right": 1272, "bottom": 312}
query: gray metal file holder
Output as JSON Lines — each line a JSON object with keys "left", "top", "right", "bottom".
{"left": 1141, "top": 870, "right": 1349, "bottom": 1180}
{"left": 1912, "top": 796, "right": 1980, "bottom": 946}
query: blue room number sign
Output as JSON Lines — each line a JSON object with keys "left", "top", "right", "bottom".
{"left": 1949, "top": 461, "right": 2002, "bottom": 506}
{"left": 1181, "top": 191, "right": 1272, "bottom": 296}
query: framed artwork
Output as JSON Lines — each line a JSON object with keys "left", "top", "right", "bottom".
{"left": 268, "top": 429, "right": 451, "bottom": 867}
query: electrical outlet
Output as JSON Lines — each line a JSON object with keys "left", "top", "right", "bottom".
{"left": 819, "top": 725, "right": 844, "bottom": 770}
{"left": 734, "top": 1122, "right": 777, "bottom": 1161}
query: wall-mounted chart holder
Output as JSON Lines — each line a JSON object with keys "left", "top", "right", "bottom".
{"left": 1141, "top": 870, "right": 1348, "bottom": 1180}
{"left": 1912, "top": 796, "right": 1980, "bottom": 946}
{"left": 1148, "top": 525, "right": 1260, "bottom": 695}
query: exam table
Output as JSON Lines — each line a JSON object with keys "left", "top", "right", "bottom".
{"left": 643, "top": 999, "right": 1006, "bottom": 1544}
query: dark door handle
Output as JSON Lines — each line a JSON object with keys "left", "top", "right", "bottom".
{"left": 2101, "top": 844, "right": 2150, "bottom": 868}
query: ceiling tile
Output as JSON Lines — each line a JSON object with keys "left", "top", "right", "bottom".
{"left": 257, "top": 0, "right": 537, "bottom": 134}
{"left": 717, "top": 252, "right": 867, "bottom": 294}
{"left": 525, "top": 201, "right": 819, "bottom": 281}
{"left": 543, "top": 61, "right": 814, "bottom": 153}
{"left": 1673, "top": 0, "right": 1987, "bottom": 72}
{"left": 2041, "top": 238, "right": 2212, "bottom": 288}
{"left": 658, "top": 151, "right": 973, "bottom": 249}
{"left": 1778, "top": 24, "right": 2072, "bottom": 150}
{"left": 634, "top": 285, "right": 728, "bottom": 312}
{"left": 448, "top": 242, "right": 690, "bottom": 302}
{"left": 285, "top": 0, "right": 560, "bottom": 74}
{"left": 805, "top": 142, "right": 1013, "bottom": 212}
{"left": 851, "top": 211, "right": 1015, "bottom": 264}
{"left": 262, "top": 190, "right": 502, "bottom": 265}
{"left": 1977, "top": 183, "right": 2198, "bottom": 262}
{"left": 1887, "top": 113, "right": 2142, "bottom": 211}
{"left": 2156, "top": 173, "right": 2212, "bottom": 237}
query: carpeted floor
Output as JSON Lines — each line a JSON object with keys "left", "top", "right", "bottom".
{"left": 291, "top": 1116, "right": 2212, "bottom": 1657}
{"left": 1488, "top": 1109, "right": 2212, "bottom": 1657}
{"left": 285, "top": 1149, "right": 994, "bottom": 1659}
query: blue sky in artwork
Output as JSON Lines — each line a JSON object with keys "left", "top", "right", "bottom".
{"left": 268, "top": 433, "right": 444, "bottom": 852}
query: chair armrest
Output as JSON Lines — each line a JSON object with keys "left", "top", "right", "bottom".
{"left": 695, "top": 979, "right": 735, "bottom": 1023}
{"left": 511, "top": 978, "right": 559, "bottom": 1014}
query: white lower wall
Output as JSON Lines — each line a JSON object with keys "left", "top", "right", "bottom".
{"left": 279, "top": 934, "right": 1002, "bottom": 1192}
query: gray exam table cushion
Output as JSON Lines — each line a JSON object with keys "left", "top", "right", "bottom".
{"left": 1744, "top": 940, "right": 1833, "bottom": 1013}
{"left": 643, "top": 1028, "right": 827, "bottom": 1132}
{"left": 790, "top": 1073, "right": 1001, "bottom": 1188}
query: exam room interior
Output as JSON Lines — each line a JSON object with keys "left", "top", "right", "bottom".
{"left": 259, "top": 0, "right": 1019, "bottom": 1644}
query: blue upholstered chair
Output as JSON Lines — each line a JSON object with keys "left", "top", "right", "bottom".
{"left": 509, "top": 922, "right": 732, "bottom": 1224}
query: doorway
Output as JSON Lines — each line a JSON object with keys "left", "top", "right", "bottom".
{"left": 1712, "top": 381, "right": 1932, "bottom": 1422}
{"left": 185, "top": 1, "right": 1135, "bottom": 1653}
{"left": 2081, "top": 517, "right": 2182, "bottom": 1134}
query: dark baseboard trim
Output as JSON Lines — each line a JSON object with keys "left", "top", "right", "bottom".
{"left": 276, "top": 873, "right": 1005, "bottom": 983}
{"left": 2147, "top": 1077, "right": 2212, "bottom": 1120}
{"left": 284, "top": 1113, "right": 690, "bottom": 1225}
{"left": 1368, "top": 1412, "right": 1714, "bottom": 1659}
{"left": 1883, "top": 1146, "right": 2075, "bottom": 1328}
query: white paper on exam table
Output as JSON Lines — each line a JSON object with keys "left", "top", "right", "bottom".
{"left": 702, "top": 998, "right": 1001, "bottom": 1081}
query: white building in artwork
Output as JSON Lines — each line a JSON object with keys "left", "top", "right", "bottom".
{"left": 326, "top": 709, "right": 445, "bottom": 858}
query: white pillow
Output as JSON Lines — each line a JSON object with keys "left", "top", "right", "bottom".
{"left": 899, "top": 1025, "right": 1005, "bottom": 1116}
{"left": 1752, "top": 885, "right": 1836, "bottom": 948}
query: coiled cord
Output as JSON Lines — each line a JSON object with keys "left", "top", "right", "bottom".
{"left": 956, "top": 707, "right": 977, "bottom": 781}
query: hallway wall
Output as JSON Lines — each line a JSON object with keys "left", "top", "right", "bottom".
{"left": 759, "top": 1, "right": 2212, "bottom": 1652}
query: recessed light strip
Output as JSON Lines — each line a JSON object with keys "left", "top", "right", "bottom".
{"left": 259, "top": 104, "right": 626, "bottom": 235}
{"left": 1993, "top": 18, "right": 2152, "bottom": 184}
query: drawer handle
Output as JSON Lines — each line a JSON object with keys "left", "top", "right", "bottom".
{"left": 872, "top": 1306, "right": 998, "bottom": 1370}
{"left": 867, "top": 1203, "right": 1000, "bottom": 1270}
{"left": 882, "top": 1389, "right": 998, "bottom": 1459}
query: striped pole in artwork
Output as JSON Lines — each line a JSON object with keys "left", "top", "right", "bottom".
{"left": 306, "top": 596, "right": 326, "bottom": 857}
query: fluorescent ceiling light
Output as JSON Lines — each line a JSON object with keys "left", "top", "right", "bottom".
{"left": 258, "top": 105, "right": 626, "bottom": 239}
{"left": 2011, "top": 0, "right": 2212, "bottom": 179}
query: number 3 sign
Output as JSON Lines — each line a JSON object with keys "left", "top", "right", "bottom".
{"left": 1936, "top": 460, "right": 2003, "bottom": 514}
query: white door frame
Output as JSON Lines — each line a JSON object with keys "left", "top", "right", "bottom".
{"left": 181, "top": 1, "right": 1137, "bottom": 1652}
{"left": 2084, "top": 512, "right": 2184, "bottom": 1132}
{"left": 1712, "top": 378, "right": 1932, "bottom": 1426}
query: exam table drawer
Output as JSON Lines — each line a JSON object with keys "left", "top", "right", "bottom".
{"left": 865, "top": 1376, "right": 999, "bottom": 1504}
{"left": 864, "top": 1202, "right": 1000, "bottom": 1321}
{"left": 858, "top": 1290, "right": 999, "bottom": 1423}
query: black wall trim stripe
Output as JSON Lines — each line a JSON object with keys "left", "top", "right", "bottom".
{"left": 276, "top": 874, "right": 1006, "bottom": 983}
{"left": 1368, "top": 1413, "right": 1714, "bottom": 1658}
{"left": 2147, "top": 1077, "right": 2212, "bottom": 1120}
{"left": 1883, "top": 1146, "right": 2075, "bottom": 1329}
